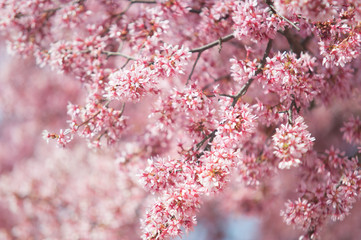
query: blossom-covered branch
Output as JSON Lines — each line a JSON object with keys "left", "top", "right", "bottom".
{"left": 1, "top": 1, "right": 361, "bottom": 240}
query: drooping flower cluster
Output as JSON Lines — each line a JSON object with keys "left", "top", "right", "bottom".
{"left": 197, "top": 143, "right": 240, "bottom": 193}
{"left": 43, "top": 99, "right": 127, "bottom": 148}
{"left": 140, "top": 157, "right": 188, "bottom": 194}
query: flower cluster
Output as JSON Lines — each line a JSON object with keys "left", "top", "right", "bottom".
{"left": 149, "top": 84, "right": 216, "bottom": 141}
{"left": 140, "top": 157, "right": 188, "bottom": 194}
{"left": 38, "top": 33, "right": 108, "bottom": 81}
{"left": 261, "top": 52, "right": 324, "bottom": 107}
{"left": 157, "top": 0, "right": 190, "bottom": 16}
{"left": 230, "top": 57, "right": 259, "bottom": 86}
{"left": 153, "top": 43, "right": 191, "bottom": 77}
{"left": 273, "top": 0, "right": 338, "bottom": 21}
{"left": 281, "top": 198, "right": 314, "bottom": 230}
{"left": 106, "top": 44, "right": 190, "bottom": 102}
{"left": 273, "top": 117, "right": 315, "bottom": 169}
{"left": 196, "top": 0, "right": 235, "bottom": 39}
{"left": 128, "top": 7, "right": 169, "bottom": 51}
{"left": 317, "top": 17, "right": 361, "bottom": 68}
{"left": 106, "top": 61, "right": 158, "bottom": 102}
{"left": 197, "top": 143, "right": 240, "bottom": 193}
{"left": 280, "top": 147, "right": 361, "bottom": 238}
{"left": 216, "top": 103, "right": 257, "bottom": 145}
{"left": 44, "top": 100, "right": 127, "bottom": 148}
{"left": 141, "top": 183, "right": 201, "bottom": 240}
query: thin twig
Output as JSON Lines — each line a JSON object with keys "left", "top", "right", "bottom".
{"left": 266, "top": 0, "right": 300, "bottom": 31}
{"left": 187, "top": 52, "right": 202, "bottom": 84}
{"left": 203, "top": 131, "right": 217, "bottom": 152}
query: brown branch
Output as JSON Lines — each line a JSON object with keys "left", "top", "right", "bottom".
{"left": 189, "top": 9, "right": 202, "bottom": 14}
{"left": 121, "top": 59, "right": 132, "bottom": 69}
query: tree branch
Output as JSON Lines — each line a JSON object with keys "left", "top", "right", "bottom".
{"left": 266, "top": 0, "right": 300, "bottom": 31}
{"left": 195, "top": 129, "right": 217, "bottom": 156}
{"left": 190, "top": 33, "right": 234, "bottom": 53}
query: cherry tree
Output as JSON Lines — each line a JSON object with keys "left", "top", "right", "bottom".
{"left": 0, "top": 0, "right": 361, "bottom": 239}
